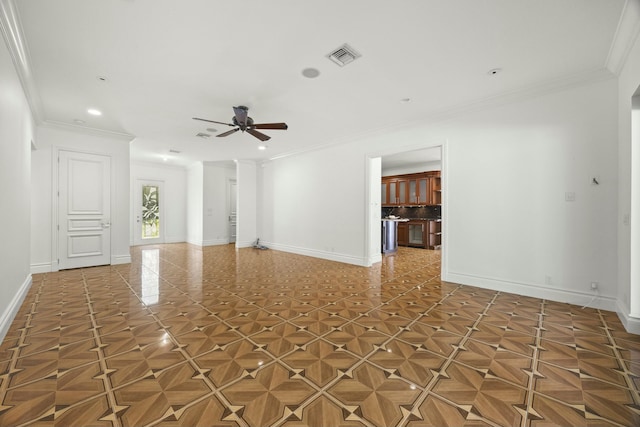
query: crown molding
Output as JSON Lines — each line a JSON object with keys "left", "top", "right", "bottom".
{"left": 0, "top": 0, "right": 43, "bottom": 122}
{"left": 268, "top": 67, "right": 616, "bottom": 163}
{"left": 42, "top": 120, "right": 135, "bottom": 141}
{"left": 131, "top": 159, "right": 189, "bottom": 171}
{"left": 606, "top": 0, "right": 640, "bottom": 75}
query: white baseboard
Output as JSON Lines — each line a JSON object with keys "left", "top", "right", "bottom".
{"left": 0, "top": 274, "right": 32, "bottom": 342}
{"left": 202, "top": 238, "right": 230, "bottom": 247}
{"left": 367, "top": 253, "right": 382, "bottom": 266}
{"left": 616, "top": 300, "right": 640, "bottom": 335}
{"left": 444, "top": 271, "right": 618, "bottom": 312}
{"left": 111, "top": 253, "right": 131, "bottom": 265}
{"left": 30, "top": 262, "right": 52, "bottom": 274}
{"left": 262, "top": 242, "right": 369, "bottom": 267}
{"left": 235, "top": 240, "right": 255, "bottom": 249}
{"left": 187, "top": 237, "right": 203, "bottom": 246}
{"left": 165, "top": 237, "right": 186, "bottom": 244}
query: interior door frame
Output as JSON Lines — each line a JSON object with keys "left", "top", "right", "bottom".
{"left": 364, "top": 140, "right": 447, "bottom": 273}
{"left": 228, "top": 178, "right": 237, "bottom": 243}
{"left": 134, "top": 179, "right": 165, "bottom": 246}
{"left": 51, "top": 146, "right": 113, "bottom": 272}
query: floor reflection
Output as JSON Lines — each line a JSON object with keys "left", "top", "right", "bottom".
{"left": 140, "top": 248, "right": 159, "bottom": 305}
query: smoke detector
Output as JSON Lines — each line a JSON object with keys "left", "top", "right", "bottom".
{"left": 327, "top": 43, "right": 361, "bottom": 67}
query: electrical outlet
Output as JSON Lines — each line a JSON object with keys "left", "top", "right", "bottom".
{"left": 590, "top": 282, "right": 598, "bottom": 290}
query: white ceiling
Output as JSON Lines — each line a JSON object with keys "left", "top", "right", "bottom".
{"left": 5, "top": 0, "right": 632, "bottom": 167}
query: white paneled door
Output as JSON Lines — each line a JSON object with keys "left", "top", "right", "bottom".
{"left": 58, "top": 150, "right": 111, "bottom": 270}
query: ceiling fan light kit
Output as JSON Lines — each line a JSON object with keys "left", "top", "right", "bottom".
{"left": 193, "top": 106, "right": 287, "bottom": 142}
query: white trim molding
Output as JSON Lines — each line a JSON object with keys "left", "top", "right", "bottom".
{"left": 30, "top": 262, "right": 52, "bottom": 274}
{"left": 202, "top": 238, "right": 230, "bottom": 247}
{"left": 262, "top": 242, "right": 370, "bottom": 267}
{"left": 0, "top": 0, "right": 43, "bottom": 121}
{"left": 617, "top": 300, "right": 640, "bottom": 334}
{"left": 444, "top": 271, "right": 618, "bottom": 313}
{"left": 0, "top": 274, "right": 32, "bottom": 342}
{"left": 111, "top": 253, "right": 131, "bottom": 265}
{"left": 606, "top": 0, "right": 640, "bottom": 75}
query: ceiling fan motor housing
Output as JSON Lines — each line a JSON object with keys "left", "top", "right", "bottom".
{"left": 232, "top": 115, "right": 254, "bottom": 130}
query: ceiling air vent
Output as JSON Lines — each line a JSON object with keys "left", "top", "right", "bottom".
{"left": 196, "top": 133, "right": 210, "bottom": 139}
{"left": 327, "top": 43, "right": 361, "bottom": 67}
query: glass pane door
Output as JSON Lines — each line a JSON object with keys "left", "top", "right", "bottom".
{"left": 142, "top": 184, "right": 160, "bottom": 239}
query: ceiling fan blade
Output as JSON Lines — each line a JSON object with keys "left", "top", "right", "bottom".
{"left": 251, "top": 122, "right": 288, "bottom": 130}
{"left": 246, "top": 128, "right": 271, "bottom": 141}
{"left": 193, "top": 117, "right": 234, "bottom": 127}
{"left": 217, "top": 128, "right": 240, "bottom": 137}
{"left": 233, "top": 106, "right": 249, "bottom": 126}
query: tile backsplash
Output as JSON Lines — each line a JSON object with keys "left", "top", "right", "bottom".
{"left": 382, "top": 205, "right": 441, "bottom": 219}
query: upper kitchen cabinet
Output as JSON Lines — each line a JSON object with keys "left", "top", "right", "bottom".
{"left": 430, "top": 174, "right": 442, "bottom": 205}
{"left": 382, "top": 171, "right": 441, "bottom": 207}
{"left": 382, "top": 177, "right": 409, "bottom": 206}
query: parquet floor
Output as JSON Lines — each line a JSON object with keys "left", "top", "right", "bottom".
{"left": 0, "top": 244, "right": 639, "bottom": 426}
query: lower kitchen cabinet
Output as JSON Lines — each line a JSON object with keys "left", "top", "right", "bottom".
{"left": 396, "top": 219, "right": 441, "bottom": 249}
{"left": 397, "top": 222, "right": 408, "bottom": 246}
{"left": 427, "top": 220, "right": 442, "bottom": 249}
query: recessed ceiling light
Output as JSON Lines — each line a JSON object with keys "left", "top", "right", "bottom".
{"left": 302, "top": 68, "right": 320, "bottom": 78}
{"left": 196, "top": 133, "right": 210, "bottom": 139}
{"left": 87, "top": 108, "right": 102, "bottom": 116}
{"left": 258, "top": 145, "right": 267, "bottom": 150}
{"left": 487, "top": 68, "right": 502, "bottom": 76}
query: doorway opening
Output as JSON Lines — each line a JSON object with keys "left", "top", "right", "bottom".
{"left": 135, "top": 179, "right": 165, "bottom": 246}
{"left": 366, "top": 144, "right": 446, "bottom": 273}
{"left": 628, "top": 91, "right": 640, "bottom": 321}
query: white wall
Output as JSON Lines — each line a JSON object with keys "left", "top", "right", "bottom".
{"left": 203, "top": 162, "right": 236, "bottom": 246}
{"left": 31, "top": 125, "right": 132, "bottom": 271}
{"left": 186, "top": 163, "right": 204, "bottom": 245}
{"left": 0, "top": 35, "right": 34, "bottom": 339}
{"left": 131, "top": 161, "right": 187, "bottom": 244}
{"left": 260, "top": 77, "right": 619, "bottom": 312}
{"left": 260, "top": 145, "right": 368, "bottom": 264}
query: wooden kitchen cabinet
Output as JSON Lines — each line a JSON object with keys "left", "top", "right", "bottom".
{"left": 382, "top": 171, "right": 440, "bottom": 207}
{"left": 382, "top": 177, "right": 409, "bottom": 206}
{"left": 430, "top": 175, "right": 442, "bottom": 205}
{"left": 427, "top": 220, "right": 441, "bottom": 249}
{"left": 395, "top": 219, "right": 441, "bottom": 249}
{"left": 397, "top": 222, "right": 408, "bottom": 246}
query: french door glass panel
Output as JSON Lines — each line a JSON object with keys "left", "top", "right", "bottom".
{"left": 142, "top": 185, "right": 160, "bottom": 239}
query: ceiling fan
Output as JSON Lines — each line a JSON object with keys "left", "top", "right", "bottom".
{"left": 193, "top": 106, "right": 288, "bottom": 141}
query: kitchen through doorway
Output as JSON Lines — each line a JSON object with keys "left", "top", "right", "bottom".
{"left": 367, "top": 144, "right": 446, "bottom": 271}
